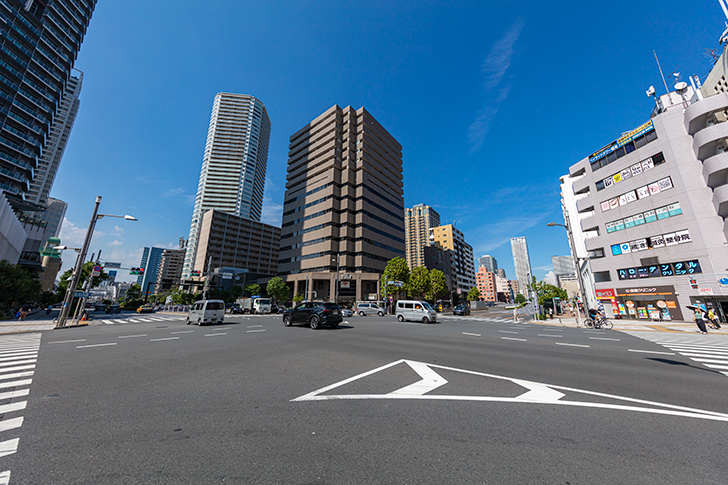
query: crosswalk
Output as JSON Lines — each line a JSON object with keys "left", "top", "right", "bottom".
{"left": 96, "top": 315, "right": 187, "bottom": 325}
{"left": 0, "top": 333, "right": 41, "bottom": 485}
{"left": 439, "top": 315, "right": 525, "bottom": 323}
{"left": 625, "top": 332, "right": 728, "bottom": 377}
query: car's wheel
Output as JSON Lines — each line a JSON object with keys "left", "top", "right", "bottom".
{"left": 198, "top": 319, "right": 203, "bottom": 326}
{"left": 359, "top": 311, "right": 365, "bottom": 316}
{"left": 310, "top": 316, "right": 320, "bottom": 329}
{"left": 283, "top": 315, "right": 292, "bottom": 327}
{"left": 330, "top": 322, "right": 339, "bottom": 329}
{"left": 378, "top": 311, "right": 384, "bottom": 316}
{"left": 422, "top": 317, "right": 430, "bottom": 324}
{"left": 186, "top": 318, "right": 190, "bottom": 325}
{"left": 397, "top": 315, "right": 404, "bottom": 322}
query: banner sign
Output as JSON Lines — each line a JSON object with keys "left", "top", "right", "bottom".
{"left": 589, "top": 120, "right": 655, "bottom": 163}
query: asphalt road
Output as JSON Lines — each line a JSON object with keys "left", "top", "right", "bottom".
{"left": 1, "top": 312, "right": 727, "bottom": 484}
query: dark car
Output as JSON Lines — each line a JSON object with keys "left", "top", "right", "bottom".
{"left": 228, "top": 304, "right": 244, "bottom": 314}
{"left": 453, "top": 304, "right": 470, "bottom": 316}
{"left": 106, "top": 304, "right": 121, "bottom": 314}
{"left": 270, "top": 304, "right": 279, "bottom": 314}
{"left": 282, "top": 302, "right": 343, "bottom": 329}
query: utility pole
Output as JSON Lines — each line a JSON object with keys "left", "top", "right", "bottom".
{"left": 202, "top": 255, "right": 212, "bottom": 300}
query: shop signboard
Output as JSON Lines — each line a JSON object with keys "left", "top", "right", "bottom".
{"left": 698, "top": 288, "right": 714, "bottom": 296}
{"left": 588, "top": 120, "right": 655, "bottom": 163}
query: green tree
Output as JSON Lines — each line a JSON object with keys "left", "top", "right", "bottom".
{"left": 125, "top": 284, "right": 142, "bottom": 301}
{"left": 56, "top": 261, "right": 109, "bottom": 296}
{"left": 527, "top": 277, "right": 567, "bottom": 305}
{"left": 467, "top": 287, "right": 480, "bottom": 302}
{"left": 292, "top": 293, "right": 304, "bottom": 305}
{"left": 266, "top": 277, "right": 289, "bottom": 304}
{"left": 407, "top": 266, "right": 430, "bottom": 299}
{"left": 244, "top": 283, "right": 261, "bottom": 297}
{"left": 0, "top": 261, "right": 42, "bottom": 317}
{"left": 380, "top": 257, "right": 409, "bottom": 297}
{"left": 427, "top": 269, "right": 448, "bottom": 301}
{"left": 229, "top": 285, "right": 243, "bottom": 300}
{"left": 514, "top": 293, "right": 526, "bottom": 304}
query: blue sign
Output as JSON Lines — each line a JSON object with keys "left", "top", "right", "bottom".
{"left": 108, "top": 271, "right": 117, "bottom": 277}
{"left": 720, "top": 278, "right": 728, "bottom": 285}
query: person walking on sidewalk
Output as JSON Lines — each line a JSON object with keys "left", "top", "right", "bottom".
{"left": 18, "top": 303, "right": 30, "bottom": 321}
{"left": 693, "top": 307, "right": 708, "bottom": 334}
{"left": 707, "top": 309, "right": 721, "bottom": 329}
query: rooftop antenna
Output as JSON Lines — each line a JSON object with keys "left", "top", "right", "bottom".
{"left": 719, "top": 0, "right": 728, "bottom": 44}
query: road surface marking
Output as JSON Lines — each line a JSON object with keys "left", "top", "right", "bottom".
{"left": 499, "top": 330, "right": 518, "bottom": 334}
{"left": 555, "top": 342, "right": 589, "bottom": 348}
{"left": 205, "top": 333, "right": 227, "bottom": 337}
{"left": 628, "top": 349, "right": 675, "bottom": 355}
{"left": 0, "top": 359, "right": 36, "bottom": 368}
{"left": 0, "top": 418, "right": 22, "bottom": 433}
{"left": 213, "top": 327, "right": 231, "bottom": 331}
{"left": 135, "top": 318, "right": 155, "bottom": 322}
{"left": 247, "top": 325, "right": 264, "bottom": 328}
{"left": 538, "top": 334, "right": 563, "bottom": 338}
{"left": 76, "top": 343, "right": 116, "bottom": 349}
{"left": 0, "top": 402, "right": 26, "bottom": 414}
{"left": 589, "top": 337, "right": 621, "bottom": 341}
{"left": 0, "top": 470, "right": 10, "bottom": 485}
{"left": 0, "top": 365, "right": 35, "bottom": 374}
{"left": 102, "top": 320, "right": 115, "bottom": 325}
{"left": 0, "top": 379, "right": 31, "bottom": 390}
{"left": 541, "top": 328, "right": 563, "bottom": 332}
{"left": 390, "top": 361, "right": 447, "bottom": 396}
{"left": 150, "top": 337, "right": 179, "bottom": 342}
{"left": 501, "top": 337, "right": 527, "bottom": 341}
{"left": 0, "top": 389, "right": 28, "bottom": 401}
{"left": 0, "top": 438, "right": 19, "bottom": 458}
{"left": 126, "top": 319, "right": 141, "bottom": 322}
{"left": 246, "top": 329, "right": 265, "bottom": 333}
{"left": 462, "top": 332, "right": 481, "bottom": 337}
{"left": 0, "top": 372, "right": 33, "bottom": 381}
{"left": 118, "top": 334, "right": 147, "bottom": 339}
{"left": 0, "top": 353, "right": 37, "bottom": 362}
{"left": 703, "top": 364, "right": 728, "bottom": 370}
{"left": 170, "top": 331, "right": 193, "bottom": 334}
{"left": 47, "top": 339, "right": 86, "bottom": 344}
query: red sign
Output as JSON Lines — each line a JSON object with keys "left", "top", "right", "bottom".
{"left": 595, "top": 289, "right": 616, "bottom": 299}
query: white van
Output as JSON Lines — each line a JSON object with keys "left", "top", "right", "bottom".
{"left": 396, "top": 300, "right": 437, "bottom": 323}
{"left": 355, "top": 302, "right": 385, "bottom": 316}
{"left": 186, "top": 300, "right": 226, "bottom": 326}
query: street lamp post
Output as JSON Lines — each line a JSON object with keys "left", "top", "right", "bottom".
{"left": 332, "top": 255, "right": 340, "bottom": 304}
{"left": 55, "top": 196, "right": 137, "bottom": 328}
{"left": 547, "top": 221, "right": 589, "bottom": 324}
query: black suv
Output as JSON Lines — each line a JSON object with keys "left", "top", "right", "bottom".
{"left": 282, "top": 302, "right": 343, "bottom": 329}
{"left": 453, "top": 304, "right": 471, "bottom": 316}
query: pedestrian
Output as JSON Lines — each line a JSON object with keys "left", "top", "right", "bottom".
{"left": 708, "top": 309, "right": 721, "bottom": 329}
{"left": 549, "top": 308, "right": 554, "bottom": 319}
{"left": 18, "top": 303, "right": 30, "bottom": 321}
{"left": 693, "top": 307, "right": 708, "bottom": 334}
{"left": 46, "top": 304, "right": 52, "bottom": 315}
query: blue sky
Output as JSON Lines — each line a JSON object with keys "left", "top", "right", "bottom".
{"left": 54, "top": 1, "right": 725, "bottom": 283}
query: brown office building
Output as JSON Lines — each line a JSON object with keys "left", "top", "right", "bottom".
{"left": 155, "top": 248, "right": 185, "bottom": 293}
{"left": 279, "top": 105, "right": 405, "bottom": 302}
{"left": 193, "top": 209, "right": 280, "bottom": 282}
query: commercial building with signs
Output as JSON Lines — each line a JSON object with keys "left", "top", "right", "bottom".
{"left": 560, "top": 73, "right": 728, "bottom": 321}
{"left": 430, "top": 224, "right": 476, "bottom": 292}
{"left": 404, "top": 203, "right": 440, "bottom": 270}
{"left": 279, "top": 105, "right": 405, "bottom": 303}
{"left": 510, "top": 237, "right": 533, "bottom": 298}
{"left": 183, "top": 93, "right": 271, "bottom": 277}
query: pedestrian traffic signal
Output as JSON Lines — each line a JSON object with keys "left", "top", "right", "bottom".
{"left": 690, "top": 279, "right": 698, "bottom": 289}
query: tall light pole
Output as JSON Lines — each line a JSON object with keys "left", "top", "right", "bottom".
{"left": 332, "top": 255, "right": 340, "bottom": 304}
{"left": 55, "top": 196, "right": 137, "bottom": 328}
{"left": 547, "top": 221, "right": 588, "bottom": 324}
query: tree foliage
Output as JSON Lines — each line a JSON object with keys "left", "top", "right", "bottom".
{"left": 56, "top": 261, "right": 109, "bottom": 296}
{"left": 0, "top": 261, "right": 42, "bottom": 316}
{"left": 407, "top": 266, "right": 430, "bottom": 299}
{"left": 380, "top": 257, "right": 409, "bottom": 297}
{"left": 514, "top": 293, "right": 526, "bottom": 304}
{"left": 467, "top": 287, "right": 480, "bottom": 302}
{"left": 229, "top": 285, "right": 243, "bottom": 300}
{"left": 527, "top": 277, "right": 568, "bottom": 305}
{"left": 266, "top": 277, "right": 289, "bottom": 304}
{"left": 427, "top": 269, "right": 448, "bottom": 301}
{"left": 292, "top": 293, "right": 304, "bottom": 305}
{"left": 244, "top": 283, "right": 261, "bottom": 297}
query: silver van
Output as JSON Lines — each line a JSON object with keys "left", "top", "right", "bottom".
{"left": 186, "top": 300, "right": 225, "bottom": 326}
{"left": 355, "top": 302, "right": 385, "bottom": 316}
{"left": 396, "top": 300, "right": 437, "bottom": 323}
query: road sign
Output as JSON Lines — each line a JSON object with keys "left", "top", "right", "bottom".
{"left": 74, "top": 292, "right": 89, "bottom": 298}
{"left": 720, "top": 278, "right": 728, "bottom": 286}
{"left": 92, "top": 265, "right": 101, "bottom": 276}
{"left": 104, "top": 262, "right": 121, "bottom": 268}
{"left": 221, "top": 273, "right": 233, "bottom": 279}
{"left": 108, "top": 271, "right": 117, "bottom": 278}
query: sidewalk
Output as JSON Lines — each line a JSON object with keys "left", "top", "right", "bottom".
{"left": 527, "top": 315, "right": 726, "bottom": 334}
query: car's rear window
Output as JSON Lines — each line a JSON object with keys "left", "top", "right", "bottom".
{"left": 324, "top": 303, "right": 339, "bottom": 309}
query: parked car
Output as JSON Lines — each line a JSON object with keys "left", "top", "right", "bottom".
{"left": 270, "top": 304, "right": 280, "bottom": 314}
{"left": 106, "top": 304, "right": 121, "bottom": 314}
{"left": 93, "top": 303, "right": 107, "bottom": 312}
{"left": 395, "top": 300, "right": 438, "bottom": 323}
{"left": 342, "top": 308, "right": 353, "bottom": 318}
{"left": 453, "top": 304, "right": 471, "bottom": 316}
{"left": 136, "top": 305, "right": 155, "bottom": 314}
{"left": 227, "top": 303, "right": 244, "bottom": 314}
{"left": 486, "top": 302, "right": 496, "bottom": 307}
{"left": 282, "top": 302, "right": 343, "bottom": 329}
{"left": 355, "top": 302, "right": 385, "bottom": 316}
{"left": 186, "top": 300, "right": 225, "bottom": 326}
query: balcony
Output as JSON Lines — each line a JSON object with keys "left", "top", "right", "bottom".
{"left": 712, "top": 184, "right": 728, "bottom": 218}
{"left": 702, "top": 151, "right": 728, "bottom": 189}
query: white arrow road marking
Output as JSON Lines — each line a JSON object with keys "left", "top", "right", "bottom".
{"left": 292, "top": 359, "right": 728, "bottom": 422}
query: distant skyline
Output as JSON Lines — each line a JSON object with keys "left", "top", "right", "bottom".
{"left": 52, "top": 1, "right": 726, "bottom": 283}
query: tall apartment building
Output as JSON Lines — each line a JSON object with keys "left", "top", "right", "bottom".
{"left": 497, "top": 268, "right": 506, "bottom": 278}
{"left": 510, "top": 236, "right": 533, "bottom": 296}
{"left": 155, "top": 248, "right": 185, "bottom": 293}
{"left": 183, "top": 93, "right": 271, "bottom": 276}
{"left": 279, "top": 105, "right": 405, "bottom": 302}
{"left": 138, "top": 247, "right": 165, "bottom": 296}
{"left": 404, "top": 203, "right": 440, "bottom": 270}
{"left": 476, "top": 267, "right": 496, "bottom": 301}
{"left": 560, "top": 75, "right": 728, "bottom": 321}
{"left": 0, "top": 0, "right": 97, "bottom": 264}
{"left": 430, "top": 224, "right": 476, "bottom": 291}
{"left": 478, "top": 255, "right": 498, "bottom": 273}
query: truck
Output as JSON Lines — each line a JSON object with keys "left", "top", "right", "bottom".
{"left": 236, "top": 297, "right": 272, "bottom": 314}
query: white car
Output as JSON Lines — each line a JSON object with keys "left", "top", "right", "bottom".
{"left": 356, "top": 303, "right": 385, "bottom": 316}
{"left": 341, "top": 309, "right": 353, "bottom": 317}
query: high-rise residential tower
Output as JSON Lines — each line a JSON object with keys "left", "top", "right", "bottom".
{"left": 279, "top": 105, "right": 405, "bottom": 303}
{"left": 404, "top": 203, "right": 440, "bottom": 270}
{"left": 0, "top": 0, "right": 97, "bottom": 264}
{"left": 430, "top": 224, "right": 476, "bottom": 292}
{"left": 478, "top": 255, "right": 498, "bottom": 273}
{"left": 183, "top": 93, "right": 271, "bottom": 276}
{"left": 511, "top": 236, "right": 533, "bottom": 296}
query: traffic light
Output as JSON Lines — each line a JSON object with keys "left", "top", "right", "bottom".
{"left": 189, "top": 270, "right": 201, "bottom": 277}
{"left": 690, "top": 279, "right": 698, "bottom": 289}
{"left": 130, "top": 267, "right": 138, "bottom": 275}
{"left": 138, "top": 267, "right": 145, "bottom": 276}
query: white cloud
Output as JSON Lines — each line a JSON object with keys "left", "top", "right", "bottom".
{"left": 58, "top": 217, "right": 104, "bottom": 246}
{"left": 544, "top": 271, "right": 558, "bottom": 285}
{"left": 468, "top": 18, "right": 524, "bottom": 152}
{"left": 109, "top": 240, "right": 124, "bottom": 246}
{"left": 111, "top": 225, "right": 124, "bottom": 236}
{"left": 162, "top": 188, "right": 185, "bottom": 198}
{"left": 261, "top": 197, "right": 283, "bottom": 227}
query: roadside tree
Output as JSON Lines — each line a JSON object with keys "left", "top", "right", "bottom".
{"left": 427, "top": 269, "right": 448, "bottom": 302}
{"left": 467, "top": 287, "right": 480, "bottom": 302}
{"left": 407, "top": 266, "right": 431, "bottom": 299}
{"left": 266, "top": 277, "right": 289, "bottom": 304}
{"left": 244, "top": 283, "right": 261, "bottom": 297}
{"left": 380, "top": 257, "right": 409, "bottom": 298}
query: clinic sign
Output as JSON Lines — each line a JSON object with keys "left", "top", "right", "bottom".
{"left": 589, "top": 120, "right": 655, "bottom": 164}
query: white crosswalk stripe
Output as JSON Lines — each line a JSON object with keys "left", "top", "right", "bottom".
{"left": 624, "top": 331, "right": 728, "bottom": 377}
{"left": 0, "top": 333, "right": 41, "bottom": 481}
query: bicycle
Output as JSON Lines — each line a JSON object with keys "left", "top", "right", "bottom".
{"left": 583, "top": 316, "right": 613, "bottom": 330}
